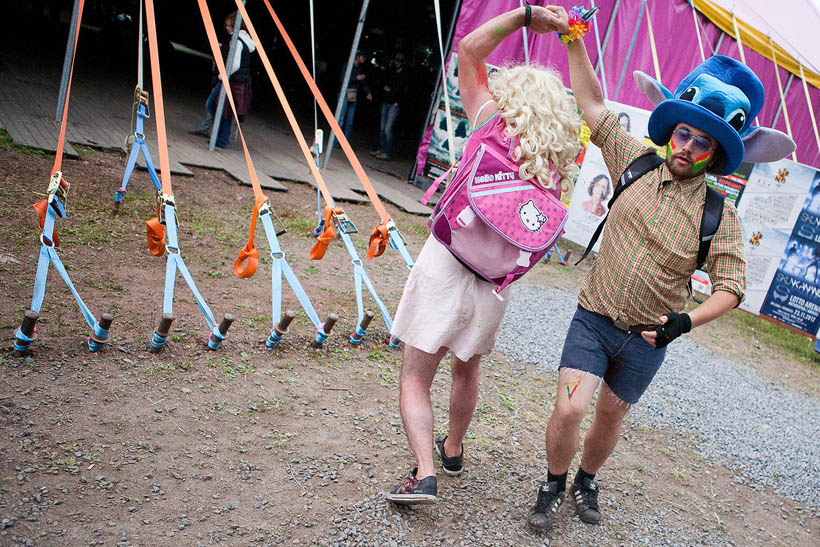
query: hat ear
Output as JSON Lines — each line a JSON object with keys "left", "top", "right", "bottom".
{"left": 633, "top": 71, "right": 673, "bottom": 106}
{"left": 741, "top": 127, "right": 797, "bottom": 163}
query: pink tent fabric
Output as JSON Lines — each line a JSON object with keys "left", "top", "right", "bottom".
{"left": 417, "top": 0, "right": 820, "bottom": 173}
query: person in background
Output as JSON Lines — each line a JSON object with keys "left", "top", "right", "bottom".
{"left": 371, "top": 52, "right": 409, "bottom": 160}
{"left": 191, "top": 12, "right": 256, "bottom": 149}
{"left": 339, "top": 52, "right": 373, "bottom": 142}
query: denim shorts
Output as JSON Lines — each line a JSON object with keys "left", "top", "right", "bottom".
{"left": 559, "top": 306, "right": 667, "bottom": 404}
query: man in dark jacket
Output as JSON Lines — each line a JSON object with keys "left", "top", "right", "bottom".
{"left": 371, "top": 52, "right": 408, "bottom": 160}
{"left": 339, "top": 53, "right": 373, "bottom": 140}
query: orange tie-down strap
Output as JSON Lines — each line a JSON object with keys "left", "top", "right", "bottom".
{"left": 33, "top": 200, "right": 59, "bottom": 247}
{"left": 197, "top": 0, "right": 273, "bottom": 279}
{"left": 145, "top": 217, "right": 166, "bottom": 257}
{"left": 309, "top": 207, "right": 339, "bottom": 261}
{"left": 228, "top": 0, "right": 352, "bottom": 263}
{"left": 233, "top": 198, "right": 269, "bottom": 279}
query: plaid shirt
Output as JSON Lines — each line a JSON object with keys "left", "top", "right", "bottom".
{"left": 578, "top": 110, "right": 746, "bottom": 325}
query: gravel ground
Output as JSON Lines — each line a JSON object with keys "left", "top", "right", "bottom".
{"left": 496, "top": 284, "right": 820, "bottom": 511}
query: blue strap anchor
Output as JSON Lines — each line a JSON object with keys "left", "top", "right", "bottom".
{"left": 113, "top": 88, "right": 161, "bottom": 215}
{"left": 16, "top": 174, "right": 114, "bottom": 355}
{"left": 148, "top": 202, "right": 233, "bottom": 353}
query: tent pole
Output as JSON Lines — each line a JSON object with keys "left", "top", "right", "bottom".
{"left": 590, "top": 0, "right": 608, "bottom": 99}
{"left": 210, "top": 1, "right": 246, "bottom": 152}
{"left": 770, "top": 74, "right": 794, "bottom": 128}
{"left": 408, "top": 0, "right": 462, "bottom": 186}
{"left": 594, "top": 0, "right": 621, "bottom": 79}
{"left": 56, "top": 0, "right": 82, "bottom": 122}
{"left": 614, "top": 0, "right": 646, "bottom": 101}
{"left": 322, "top": 0, "right": 370, "bottom": 169}
{"left": 713, "top": 33, "right": 725, "bottom": 55}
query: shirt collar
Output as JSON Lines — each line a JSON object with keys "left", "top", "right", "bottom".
{"left": 659, "top": 161, "right": 706, "bottom": 195}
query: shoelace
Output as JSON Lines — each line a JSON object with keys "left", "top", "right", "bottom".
{"left": 535, "top": 486, "right": 562, "bottom": 512}
{"left": 397, "top": 476, "right": 419, "bottom": 494}
{"left": 576, "top": 482, "right": 599, "bottom": 510}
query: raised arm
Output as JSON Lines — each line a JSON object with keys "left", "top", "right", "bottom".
{"left": 542, "top": 6, "right": 606, "bottom": 127}
{"left": 458, "top": 6, "right": 561, "bottom": 126}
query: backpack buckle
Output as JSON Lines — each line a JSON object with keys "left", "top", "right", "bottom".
{"left": 134, "top": 86, "right": 150, "bottom": 118}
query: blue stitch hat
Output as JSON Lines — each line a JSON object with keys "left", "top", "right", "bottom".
{"left": 634, "top": 55, "right": 795, "bottom": 175}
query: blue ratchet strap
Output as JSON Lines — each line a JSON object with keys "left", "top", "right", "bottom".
{"left": 160, "top": 204, "right": 224, "bottom": 350}
{"left": 21, "top": 198, "right": 109, "bottom": 352}
{"left": 337, "top": 227, "right": 395, "bottom": 339}
{"left": 260, "top": 210, "right": 322, "bottom": 348}
{"left": 387, "top": 224, "right": 414, "bottom": 269}
{"left": 116, "top": 103, "right": 162, "bottom": 203}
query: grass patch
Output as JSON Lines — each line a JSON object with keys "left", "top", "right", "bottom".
{"left": 734, "top": 311, "right": 820, "bottom": 368}
{"left": 0, "top": 128, "right": 51, "bottom": 157}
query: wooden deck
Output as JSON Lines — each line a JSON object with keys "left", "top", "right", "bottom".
{"left": 0, "top": 53, "right": 431, "bottom": 217}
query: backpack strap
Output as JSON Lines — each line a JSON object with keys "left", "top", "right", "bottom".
{"left": 576, "top": 152, "right": 664, "bottom": 265}
{"left": 472, "top": 99, "right": 496, "bottom": 128}
{"left": 698, "top": 187, "right": 724, "bottom": 269}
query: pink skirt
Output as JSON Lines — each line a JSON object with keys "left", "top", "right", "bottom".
{"left": 390, "top": 235, "right": 511, "bottom": 362}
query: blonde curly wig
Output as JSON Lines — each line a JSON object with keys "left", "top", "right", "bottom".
{"left": 488, "top": 64, "right": 582, "bottom": 197}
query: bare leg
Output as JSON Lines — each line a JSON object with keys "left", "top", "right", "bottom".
{"left": 579, "top": 382, "right": 630, "bottom": 474}
{"left": 399, "top": 345, "right": 448, "bottom": 478}
{"left": 443, "top": 353, "right": 482, "bottom": 457}
{"left": 546, "top": 368, "right": 601, "bottom": 475}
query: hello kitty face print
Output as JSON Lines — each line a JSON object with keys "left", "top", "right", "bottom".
{"left": 518, "top": 199, "right": 547, "bottom": 232}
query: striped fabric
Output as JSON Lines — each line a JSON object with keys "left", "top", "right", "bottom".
{"left": 578, "top": 110, "right": 746, "bottom": 325}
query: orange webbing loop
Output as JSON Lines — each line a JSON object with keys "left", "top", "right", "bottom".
{"left": 260, "top": 0, "right": 392, "bottom": 228}
{"left": 233, "top": 198, "right": 266, "bottom": 279}
{"left": 143, "top": 0, "right": 174, "bottom": 197}
{"left": 51, "top": 0, "right": 85, "bottom": 174}
{"left": 197, "top": 0, "right": 271, "bottom": 277}
{"left": 309, "top": 207, "right": 338, "bottom": 261}
{"left": 230, "top": 1, "right": 337, "bottom": 215}
{"left": 367, "top": 224, "right": 389, "bottom": 259}
{"left": 33, "top": 200, "right": 59, "bottom": 247}
{"left": 144, "top": 217, "right": 166, "bottom": 257}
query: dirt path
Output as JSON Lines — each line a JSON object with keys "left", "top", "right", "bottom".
{"left": 0, "top": 147, "right": 817, "bottom": 545}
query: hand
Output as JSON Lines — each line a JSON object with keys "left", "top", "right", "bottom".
{"left": 357, "top": 74, "right": 366, "bottom": 80}
{"left": 530, "top": 5, "right": 568, "bottom": 35}
{"left": 366, "top": 93, "right": 372, "bottom": 101}
{"left": 641, "top": 312, "right": 692, "bottom": 348}
{"left": 384, "top": 85, "right": 391, "bottom": 92}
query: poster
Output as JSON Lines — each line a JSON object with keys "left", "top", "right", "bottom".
{"left": 562, "top": 100, "right": 651, "bottom": 252}
{"left": 704, "top": 161, "right": 753, "bottom": 207}
{"left": 757, "top": 170, "right": 820, "bottom": 334}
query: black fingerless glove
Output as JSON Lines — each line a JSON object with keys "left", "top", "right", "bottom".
{"left": 654, "top": 312, "right": 692, "bottom": 348}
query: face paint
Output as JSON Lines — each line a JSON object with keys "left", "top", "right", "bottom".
{"left": 565, "top": 381, "right": 580, "bottom": 399}
{"left": 667, "top": 134, "right": 713, "bottom": 175}
{"left": 492, "top": 26, "right": 507, "bottom": 37}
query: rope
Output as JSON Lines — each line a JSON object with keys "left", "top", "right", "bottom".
{"left": 644, "top": 1, "right": 661, "bottom": 85}
{"left": 689, "top": 0, "right": 705, "bottom": 62}
{"left": 769, "top": 36, "right": 796, "bottom": 162}
{"left": 434, "top": 0, "right": 456, "bottom": 165}
{"left": 590, "top": 0, "right": 608, "bottom": 99}
{"left": 799, "top": 62, "right": 820, "bottom": 160}
{"left": 614, "top": 0, "right": 646, "bottom": 101}
{"left": 259, "top": 0, "right": 413, "bottom": 264}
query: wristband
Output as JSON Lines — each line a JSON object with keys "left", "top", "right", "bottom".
{"left": 558, "top": 5, "right": 594, "bottom": 45}
{"left": 524, "top": 3, "right": 532, "bottom": 27}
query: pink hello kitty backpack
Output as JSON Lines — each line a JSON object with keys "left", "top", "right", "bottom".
{"left": 421, "top": 100, "right": 568, "bottom": 298}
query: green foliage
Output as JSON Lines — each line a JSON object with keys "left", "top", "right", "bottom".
{"left": 735, "top": 311, "right": 820, "bottom": 368}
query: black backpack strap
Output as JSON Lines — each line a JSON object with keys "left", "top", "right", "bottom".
{"left": 575, "top": 152, "right": 665, "bottom": 265}
{"left": 697, "top": 186, "right": 724, "bottom": 269}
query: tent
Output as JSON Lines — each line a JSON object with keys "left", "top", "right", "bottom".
{"left": 414, "top": 0, "right": 820, "bottom": 177}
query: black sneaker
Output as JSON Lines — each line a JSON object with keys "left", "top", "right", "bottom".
{"left": 527, "top": 481, "right": 564, "bottom": 532}
{"left": 385, "top": 468, "right": 437, "bottom": 505}
{"left": 434, "top": 435, "right": 464, "bottom": 476}
{"left": 570, "top": 477, "right": 601, "bottom": 524}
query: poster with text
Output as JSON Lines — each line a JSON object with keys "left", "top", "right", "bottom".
{"left": 738, "top": 219, "right": 791, "bottom": 314}
{"left": 736, "top": 158, "right": 816, "bottom": 230}
{"left": 705, "top": 161, "right": 753, "bottom": 207}
{"left": 758, "top": 169, "right": 820, "bottom": 335}
{"left": 562, "top": 101, "right": 651, "bottom": 251}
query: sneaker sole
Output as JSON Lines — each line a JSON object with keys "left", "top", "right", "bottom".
{"left": 384, "top": 493, "right": 437, "bottom": 505}
{"left": 434, "top": 442, "right": 463, "bottom": 476}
